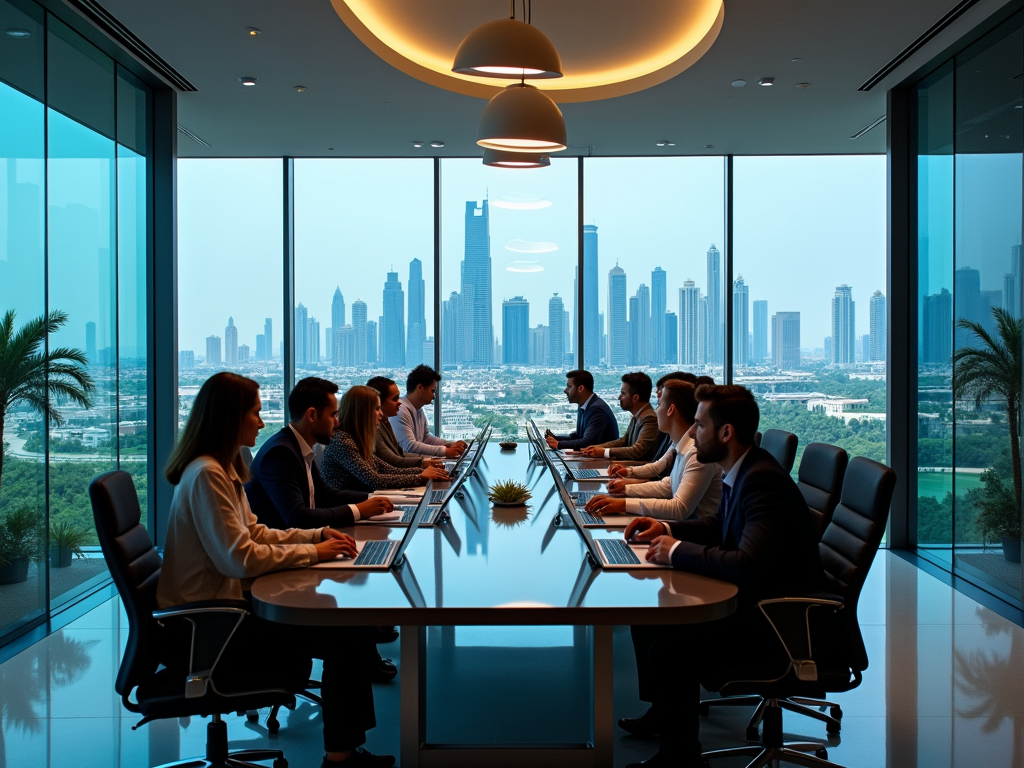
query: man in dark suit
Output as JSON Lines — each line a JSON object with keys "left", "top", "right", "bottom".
{"left": 620, "top": 384, "right": 824, "bottom": 768}
{"left": 544, "top": 369, "right": 619, "bottom": 450}
{"left": 580, "top": 371, "right": 660, "bottom": 462}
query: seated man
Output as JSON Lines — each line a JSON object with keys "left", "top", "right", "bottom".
{"left": 544, "top": 369, "right": 619, "bottom": 451}
{"left": 620, "top": 384, "right": 824, "bottom": 768}
{"left": 579, "top": 372, "right": 660, "bottom": 462}
{"left": 367, "top": 375, "right": 443, "bottom": 470}
{"left": 391, "top": 365, "right": 467, "bottom": 458}
{"left": 585, "top": 380, "right": 721, "bottom": 521}
{"left": 246, "top": 377, "right": 394, "bottom": 529}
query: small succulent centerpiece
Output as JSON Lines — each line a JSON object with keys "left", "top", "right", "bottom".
{"left": 488, "top": 479, "right": 532, "bottom": 507}
{"left": 49, "top": 520, "right": 90, "bottom": 568}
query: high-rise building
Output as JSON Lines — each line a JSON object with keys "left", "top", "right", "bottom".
{"left": 294, "top": 303, "right": 308, "bottom": 364}
{"left": 706, "top": 244, "right": 722, "bottom": 364}
{"left": 331, "top": 288, "right": 345, "bottom": 364}
{"left": 679, "top": 280, "right": 703, "bottom": 366}
{"left": 923, "top": 288, "right": 952, "bottom": 365}
{"left": 824, "top": 336, "right": 832, "bottom": 363}
{"left": 255, "top": 334, "right": 266, "bottom": 361}
{"left": 598, "top": 311, "right": 606, "bottom": 364}
{"left": 337, "top": 326, "right": 356, "bottom": 366}
{"left": 753, "top": 300, "right": 768, "bottom": 363}
{"left": 651, "top": 267, "right": 667, "bottom": 363}
{"left": 954, "top": 267, "right": 983, "bottom": 348}
{"left": 352, "top": 299, "right": 367, "bottom": 365}
{"left": 238, "top": 344, "right": 250, "bottom": 363}
{"left": 205, "top": 335, "right": 222, "bottom": 367}
{"left": 831, "top": 285, "right": 855, "bottom": 365}
{"left": 607, "top": 265, "right": 627, "bottom": 366}
{"left": 981, "top": 289, "right": 1001, "bottom": 335}
{"left": 869, "top": 290, "right": 886, "bottom": 362}
{"left": 771, "top": 312, "right": 800, "bottom": 370}
{"left": 627, "top": 295, "right": 639, "bottom": 365}
{"left": 306, "top": 317, "right": 320, "bottom": 363}
{"left": 461, "top": 200, "right": 493, "bottom": 364}
{"left": 859, "top": 334, "right": 870, "bottom": 363}
{"left": 1007, "top": 245, "right": 1022, "bottom": 317}
{"left": 85, "top": 321, "right": 97, "bottom": 364}
{"left": 366, "top": 319, "right": 378, "bottom": 363}
{"left": 502, "top": 296, "right": 530, "bottom": 365}
{"left": 732, "top": 276, "right": 749, "bottom": 367}
{"left": 264, "top": 318, "right": 273, "bottom": 361}
{"left": 179, "top": 350, "right": 195, "bottom": 369}
{"left": 634, "top": 284, "right": 651, "bottom": 365}
{"left": 457, "top": 284, "right": 475, "bottom": 362}
{"left": 530, "top": 325, "right": 549, "bottom": 366}
{"left": 583, "top": 225, "right": 600, "bottom": 367}
{"left": 423, "top": 337, "right": 435, "bottom": 366}
{"left": 407, "top": 257, "right": 426, "bottom": 366}
{"left": 442, "top": 291, "right": 459, "bottom": 365}
{"left": 382, "top": 271, "right": 406, "bottom": 367}
{"left": 224, "top": 317, "right": 238, "bottom": 366}
{"left": 664, "top": 311, "right": 678, "bottom": 364}
{"left": 548, "top": 294, "right": 565, "bottom": 367}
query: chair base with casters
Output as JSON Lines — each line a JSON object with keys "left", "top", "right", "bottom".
{"left": 149, "top": 713, "right": 288, "bottom": 768}
{"left": 699, "top": 692, "right": 842, "bottom": 741}
{"left": 703, "top": 700, "right": 841, "bottom": 768}
{"left": 247, "top": 682, "right": 323, "bottom": 734}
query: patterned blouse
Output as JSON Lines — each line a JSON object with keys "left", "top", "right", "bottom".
{"left": 321, "top": 429, "right": 424, "bottom": 493}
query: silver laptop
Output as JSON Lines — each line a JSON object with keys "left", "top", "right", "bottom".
{"left": 312, "top": 491, "right": 429, "bottom": 570}
{"left": 548, "top": 457, "right": 634, "bottom": 529}
{"left": 357, "top": 503, "right": 444, "bottom": 527}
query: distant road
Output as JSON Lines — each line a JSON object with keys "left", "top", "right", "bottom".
{"left": 5, "top": 434, "right": 147, "bottom": 463}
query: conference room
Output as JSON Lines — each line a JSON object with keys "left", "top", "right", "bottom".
{"left": 0, "top": 0, "right": 1022, "bottom": 766}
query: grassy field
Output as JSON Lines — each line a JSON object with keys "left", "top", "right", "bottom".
{"left": 918, "top": 471, "right": 986, "bottom": 500}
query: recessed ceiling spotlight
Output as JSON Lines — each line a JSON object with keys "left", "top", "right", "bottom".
{"left": 731, "top": 79, "right": 746, "bottom": 87}
{"left": 704, "top": 144, "right": 715, "bottom": 149}
{"left": 430, "top": 141, "right": 445, "bottom": 148}
{"left": 655, "top": 141, "right": 675, "bottom": 147}
{"left": 237, "top": 77, "right": 258, "bottom": 86}
{"left": 294, "top": 85, "right": 307, "bottom": 92}
{"left": 758, "top": 77, "right": 775, "bottom": 87}
{"left": 791, "top": 57, "right": 802, "bottom": 62}
{"left": 5, "top": 28, "right": 30, "bottom": 38}
{"left": 246, "top": 27, "right": 261, "bottom": 36}
{"left": 412, "top": 141, "right": 424, "bottom": 148}
{"left": 796, "top": 82, "right": 810, "bottom": 89}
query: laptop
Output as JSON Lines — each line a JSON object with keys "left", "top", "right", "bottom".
{"left": 312, "top": 492, "right": 429, "bottom": 570}
{"left": 549, "top": 459, "right": 634, "bottom": 529}
{"left": 430, "top": 428, "right": 489, "bottom": 505}
{"left": 560, "top": 496, "right": 670, "bottom": 570}
{"left": 357, "top": 503, "right": 444, "bottom": 527}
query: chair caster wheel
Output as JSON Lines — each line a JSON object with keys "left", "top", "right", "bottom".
{"left": 267, "top": 717, "right": 280, "bottom": 734}
{"left": 273, "top": 759, "right": 288, "bottom": 768}
{"left": 746, "top": 726, "right": 760, "bottom": 742}
{"left": 815, "top": 748, "right": 828, "bottom": 760}
{"left": 826, "top": 721, "right": 841, "bottom": 735}
{"left": 830, "top": 706, "right": 843, "bottom": 720}
{"left": 698, "top": 703, "right": 709, "bottom": 716}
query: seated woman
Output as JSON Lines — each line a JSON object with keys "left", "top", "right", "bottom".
{"left": 156, "top": 372, "right": 392, "bottom": 768}
{"left": 366, "top": 375, "right": 443, "bottom": 470}
{"left": 322, "top": 385, "right": 448, "bottom": 492}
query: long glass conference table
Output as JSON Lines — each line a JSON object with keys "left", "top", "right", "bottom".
{"left": 251, "top": 442, "right": 737, "bottom": 768}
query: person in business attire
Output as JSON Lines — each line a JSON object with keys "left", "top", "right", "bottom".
{"left": 156, "top": 372, "right": 394, "bottom": 768}
{"left": 391, "top": 364, "right": 467, "bottom": 458}
{"left": 367, "top": 376, "right": 445, "bottom": 470}
{"left": 585, "top": 380, "right": 721, "bottom": 521}
{"left": 579, "top": 372, "right": 660, "bottom": 462}
{"left": 322, "top": 385, "right": 450, "bottom": 493}
{"left": 544, "top": 369, "right": 619, "bottom": 451}
{"left": 619, "top": 384, "right": 824, "bottom": 768}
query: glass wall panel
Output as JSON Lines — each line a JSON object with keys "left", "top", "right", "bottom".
{"left": 734, "top": 156, "right": 888, "bottom": 474}
{"left": 0, "top": 0, "right": 45, "bottom": 636}
{"left": 439, "top": 158, "right": 579, "bottom": 442}
{"left": 177, "top": 160, "right": 284, "bottom": 449}
{"left": 294, "top": 159, "right": 435, "bottom": 399}
{"left": 584, "top": 157, "right": 726, "bottom": 430}
{"left": 914, "top": 62, "right": 955, "bottom": 564}
{"left": 951, "top": 16, "right": 1023, "bottom": 600}
{"left": 47, "top": 16, "right": 115, "bottom": 139}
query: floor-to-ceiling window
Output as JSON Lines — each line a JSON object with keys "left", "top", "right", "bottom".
{"left": 733, "top": 156, "right": 888, "bottom": 473}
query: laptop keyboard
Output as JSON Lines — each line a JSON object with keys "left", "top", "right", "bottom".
{"left": 395, "top": 505, "right": 418, "bottom": 523}
{"left": 598, "top": 538, "right": 642, "bottom": 566}
{"left": 353, "top": 540, "right": 393, "bottom": 566}
{"left": 577, "top": 508, "right": 603, "bottom": 525}
{"left": 574, "top": 469, "right": 601, "bottom": 479}
{"left": 574, "top": 491, "right": 598, "bottom": 504}
{"left": 429, "top": 490, "right": 447, "bottom": 504}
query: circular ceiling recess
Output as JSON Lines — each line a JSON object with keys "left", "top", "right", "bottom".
{"left": 331, "top": 0, "right": 725, "bottom": 103}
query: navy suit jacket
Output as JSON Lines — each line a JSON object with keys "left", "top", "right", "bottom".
{"left": 245, "top": 427, "right": 367, "bottom": 530}
{"left": 667, "top": 447, "right": 824, "bottom": 605}
{"left": 556, "top": 394, "right": 620, "bottom": 450}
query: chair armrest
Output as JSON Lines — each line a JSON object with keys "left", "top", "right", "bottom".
{"left": 154, "top": 600, "right": 251, "bottom": 699}
{"left": 757, "top": 596, "right": 845, "bottom": 683}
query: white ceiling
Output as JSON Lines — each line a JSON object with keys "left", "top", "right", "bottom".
{"left": 97, "top": 0, "right": 973, "bottom": 157}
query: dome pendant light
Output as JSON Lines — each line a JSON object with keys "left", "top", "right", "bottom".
{"left": 452, "top": 1, "right": 562, "bottom": 79}
{"left": 483, "top": 148, "right": 550, "bottom": 168}
{"left": 477, "top": 82, "right": 567, "bottom": 153}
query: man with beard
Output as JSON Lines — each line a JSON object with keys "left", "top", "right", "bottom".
{"left": 618, "top": 384, "right": 824, "bottom": 768}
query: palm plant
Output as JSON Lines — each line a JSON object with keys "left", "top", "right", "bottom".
{"left": 953, "top": 307, "right": 1023, "bottom": 513}
{"left": 0, "top": 310, "right": 94, "bottom": 492}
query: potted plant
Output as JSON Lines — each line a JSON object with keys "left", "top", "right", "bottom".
{"left": 0, "top": 507, "right": 43, "bottom": 584}
{"left": 49, "top": 519, "right": 89, "bottom": 568}
{"left": 973, "top": 470, "right": 1021, "bottom": 563}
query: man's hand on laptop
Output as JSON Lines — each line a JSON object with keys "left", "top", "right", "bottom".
{"left": 545, "top": 435, "right": 559, "bottom": 449}
{"left": 579, "top": 446, "right": 601, "bottom": 457}
{"left": 624, "top": 517, "right": 669, "bottom": 542}
{"left": 585, "top": 495, "right": 626, "bottom": 516}
{"left": 605, "top": 477, "right": 642, "bottom": 494}
{"left": 421, "top": 466, "right": 450, "bottom": 482}
{"left": 645, "top": 535, "right": 678, "bottom": 564}
{"left": 315, "top": 529, "right": 358, "bottom": 560}
{"left": 423, "top": 457, "right": 445, "bottom": 468}
{"left": 608, "top": 463, "right": 630, "bottom": 477}
{"left": 356, "top": 497, "right": 394, "bottom": 518}
{"left": 445, "top": 444, "right": 463, "bottom": 458}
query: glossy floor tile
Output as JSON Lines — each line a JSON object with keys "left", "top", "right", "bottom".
{"left": 2, "top": 552, "right": 1024, "bottom": 767}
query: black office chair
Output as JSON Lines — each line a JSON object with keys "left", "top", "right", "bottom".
{"left": 759, "top": 429, "right": 798, "bottom": 473}
{"left": 702, "top": 457, "right": 896, "bottom": 767}
{"left": 90, "top": 470, "right": 301, "bottom": 768}
{"left": 700, "top": 442, "right": 850, "bottom": 737}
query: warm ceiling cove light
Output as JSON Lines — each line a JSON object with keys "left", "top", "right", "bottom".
{"left": 452, "top": 14, "right": 562, "bottom": 79}
{"left": 477, "top": 83, "right": 567, "bottom": 153}
{"left": 483, "top": 149, "right": 550, "bottom": 168}
{"left": 238, "top": 76, "right": 258, "bottom": 86}
{"left": 246, "top": 27, "right": 261, "bottom": 36}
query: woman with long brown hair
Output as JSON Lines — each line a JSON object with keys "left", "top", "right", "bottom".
{"left": 157, "top": 372, "right": 392, "bottom": 768}
{"left": 321, "top": 385, "right": 448, "bottom": 492}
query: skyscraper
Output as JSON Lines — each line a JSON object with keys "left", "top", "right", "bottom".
{"left": 706, "top": 244, "right": 722, "bottom": 364}
{"left": 352, "top": 299, "right": 368, "bottom": 365}
{"left": 635, "top": 284, "right": 652, "bottom": 365}
{"left": 753, "top": 300, "right": 768, "bottom": 363}
{"left": 627, "top": 295, "right": 639, "bottom": 365}
{"left": 224, "top": 317, "right": 238, "bottom": 366}
{"left": 337, "top": 326, "right": 356, "bottom": 366}
{"left": 407, "top": 257, "right": 426, "bottom": 367}
{"left": 830, "top": 284, "right": 855, "bottom": 365}
{"left": 442, "top": 291, "right": 459, "bottom": 365}
{"left": 502, "top": 296, "right": 530, "bottom": 365}
{"left": 530, "top": 325, "right": 549, "bottom": 366}
{"left": 923, "top": 288, "right": 952, "bottom": 365}
{"left": 294, "top": 303, "right": 308, "bottom": 364}
{"left": 548, "top": 294, "right": 565, "bottom": 367}
{"left": 583, "top": 224, "right": 600, "bottom": 367}
{"left": 771, "top": 312, "right": 800, "bottom": 370}
{"left": 366, "top": 319, "right": 378, "bottom": 363}
{"left": 255, "top": 334, "right": 266, "bottom": 361}
{"left": 457, "top": 284, "right": 475, "bottom": 362}
{"left": 238, "top": 344, "right": 250, "bottom": 363}
{"left": 1007, "top": 245, "right": 1022, "bottom": 317}
{"left": 306, "top": 317, "right": 320, "bottom": 363}
{"left": 461, "top": 200, "right": 493, "bottom": 364}
{"left": 331, "top": 288, "right": 345, "bottom": 364}
{"left": 179, "top": 350, "right": 195, "bottom": 369}
{"left": 651, "top": 267, "right": 667, "bottom": 363}
{"left": 664, "top": 310, "right": 678, "bottom": 364}
{"left": 869, "top": 290, "right": 886, "bottom": 362}
{"left": 607, "top": 265, "right": 627, "bottom": 366}
{"left": 264, "top": 318, "right": 273, "bottom": 361}
{"left": 954, "top": 267, "right": 983, "bottom": 348}
{"left": 382, "top": 271, "right": 406, "bottom": 367}
{"left": 85, "top": 321, "right": 97, "bottom": 364}
{"left": 206, "top": 335, "right": 222, "bottom": 367}
{"left": 732, "top": 276, "right": 749, "bottom": 367}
